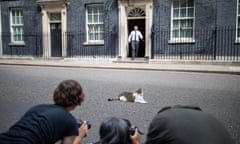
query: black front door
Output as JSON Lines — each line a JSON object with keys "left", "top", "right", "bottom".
{"left": 50, "top": 23, "right": 62, "bottom": 57}
{"left": 128, "top": 19, "right": 145, "bottom": 58}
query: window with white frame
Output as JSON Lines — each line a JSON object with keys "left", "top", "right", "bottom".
{"left": 236, "top": 0, "right": 240, "bottom": 41}
{"left": 171, "top": 0, "right": 194, "bottom": 42}
{"left": 86, "top": 5, "right": 104, "bottom": 44}
{"left": 10, "top": 8, "right": 24, "bottom": 43}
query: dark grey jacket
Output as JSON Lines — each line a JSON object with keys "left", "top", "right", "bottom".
{"left": 145, "top": 105, "right": 235, "bottom": 144}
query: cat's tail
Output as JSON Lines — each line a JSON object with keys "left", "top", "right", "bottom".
{"left": 108, "top": 97, "right": 120, "bottom": 101}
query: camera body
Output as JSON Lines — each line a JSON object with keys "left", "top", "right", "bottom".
{"left": 128, "top": 127, "right": 136, "bottom": 136}
{"left": 76, "top": 119, "right": 91, "bottom": 129}
{"left": 128, "top": 127, "right": 144, "bottom": 136}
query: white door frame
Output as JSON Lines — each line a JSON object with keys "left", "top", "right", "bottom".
{"left": 37, "top": 1, "right": 68, "bottom": 58}
{"left": 118, "top": 0, "right": 152, "bottom": 59}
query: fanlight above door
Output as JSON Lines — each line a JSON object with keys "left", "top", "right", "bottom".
{"left": 128, "top": 8, "right": 145, "bottom": 17}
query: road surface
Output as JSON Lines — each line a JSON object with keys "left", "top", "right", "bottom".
{"left": 0, "top": 65, "right": 239, "bottom": 143}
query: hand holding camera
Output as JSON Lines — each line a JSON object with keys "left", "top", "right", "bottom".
{"left": 129, "top": 127, "right": 143, "bottom": 144}
{"left": 76, "top": 119, "right": 91, "bottom": 129}
{"left": 128, "top": 126, "right": 144, "bottom": 136}
{"left": 76, "top": 119, "right": 91, "bottom": 141}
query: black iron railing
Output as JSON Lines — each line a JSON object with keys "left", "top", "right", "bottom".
{"left": 1, "top": 27, "right": 240, "bottom": 61}
{"left": 152, "top": 26, "right": 240, "bottom": 61}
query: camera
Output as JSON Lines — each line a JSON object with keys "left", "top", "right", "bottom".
{"left": 128, "top": 127, "right": 136, "bottom": 136}
{"left": 128, "top": 127, "right": 144, "bottom": 136}
{"left": 76, "top": 119, "right": 91, "bottom": 129}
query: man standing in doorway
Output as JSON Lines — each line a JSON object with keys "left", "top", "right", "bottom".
{"left": 128, "top": 25, "right": 143, "bottom": 60}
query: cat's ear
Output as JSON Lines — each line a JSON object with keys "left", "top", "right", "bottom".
{"left": 136, "top": 88, "right": 142, "bottom": 94}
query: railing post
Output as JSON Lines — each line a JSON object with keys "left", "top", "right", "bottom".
{"left": 151, "top": 26, "right": 154, "bottom": 59}
{"left": 35, "top": 33, "right": 38, "bottom": 57}
{"left": 0, "top": 3, "right": 2, "bottom": 57}
{"left": 214, "top": 26, "right": 217, "bottom": 60}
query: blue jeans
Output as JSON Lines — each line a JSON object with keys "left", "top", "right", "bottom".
{"left": 131, "top": 41, "right": 139, "bottom": 58}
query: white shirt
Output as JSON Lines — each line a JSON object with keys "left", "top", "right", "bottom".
{"left": 128, "top": 30, "right": 143, "bottom": 42}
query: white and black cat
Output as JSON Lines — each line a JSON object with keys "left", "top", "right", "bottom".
{"left": 108, "top": 88, "right": 147, "bottom": 104}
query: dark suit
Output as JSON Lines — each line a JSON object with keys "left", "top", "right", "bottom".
{"left": 145, "top": 105, "right": 235, "bottom": 144}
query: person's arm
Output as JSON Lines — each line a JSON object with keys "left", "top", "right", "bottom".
{"left": 130, "top": 128, "right": 141, "bottom": 144}
{"left": 62, "top": 121, "right": 88, "bottom": 144}
{"left": 62, "top": 136, "right": 76, "bottom": 144}
{"left": 139, "top": 31, "right": 143, "bottom": 40}
{"left": 128, "top": 31, "right": 132, "bottom": 43}
{"left": 74, "top": 121, "right": 88, "bottom": 144}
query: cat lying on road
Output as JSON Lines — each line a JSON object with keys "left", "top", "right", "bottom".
{"left": 108, "top": 88, "right": 147, "bottom": 104}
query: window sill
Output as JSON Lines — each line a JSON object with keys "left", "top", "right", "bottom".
{"left": 83, "top": 41, "right": 104, "bottom": 46}
{"left": 9, "top": 42, "right": 25, "bottom": 46}
{"left": 168, "top": 39, "right": 195, "bottom": 44}
{"left": 235, "top": 39, "right": 240, "bottom": 44}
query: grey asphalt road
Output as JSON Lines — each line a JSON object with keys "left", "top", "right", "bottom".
{"left": 0, "top": 65, "right": 239, "bottom": 144}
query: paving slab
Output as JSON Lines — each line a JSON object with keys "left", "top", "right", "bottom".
{"left": 0, "top": 58, "right": 240, "bottom": 75}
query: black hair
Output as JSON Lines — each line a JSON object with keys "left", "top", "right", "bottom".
{"left": 98, "top": 117, "right": 133, "bottom": 144}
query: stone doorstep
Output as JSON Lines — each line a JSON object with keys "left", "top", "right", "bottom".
{"left": 113, "top": 58, "right": 149, "bottom": 64}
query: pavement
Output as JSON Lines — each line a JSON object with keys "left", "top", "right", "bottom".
{"left": 0, "top": 57, "right": 240, "bottom": 75}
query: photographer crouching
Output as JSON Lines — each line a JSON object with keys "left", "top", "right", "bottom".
{"left": 0, "top": 80, "right": 89, "bottom": 144}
